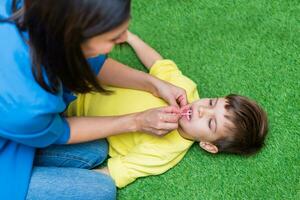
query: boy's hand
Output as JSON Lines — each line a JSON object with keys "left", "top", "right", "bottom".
{"left": 114, "top": 30, "right": 129, "bottom": 44}
{"left": 94, "top": 167, "right": 110, "bottom": 176}
{"left": 126, "top": 30, "right": 138, "bottom": 44}
{"left": 115, "top": 30, "right": 137, "bottom": 45}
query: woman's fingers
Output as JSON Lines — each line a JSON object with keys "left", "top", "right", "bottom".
{"left": 177, "top": 94, "right": 188, "bottom": 107}
{"left": 161, "top": 106, "right": 181, "bottom": 114}
{"left": 160, "top": 122, "right": 179, "bottom": 132}
{"left": 152, "top": 78, "right": 188, "bottom": 108}
{"left": 136, "top": 106, "right": 181, "bottom": 136}
{"left": 150, "top": 122, "right": 178, "bottom": 136}
{"left": 160, "top": 113, "right": 180, "bottom": 123}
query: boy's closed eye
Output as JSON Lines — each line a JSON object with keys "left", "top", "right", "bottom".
{"left": 208, "top": 118, "right": 217, "bottom": 133}
{"left": 208, "top": 98, "right": 218, "bottom": 133}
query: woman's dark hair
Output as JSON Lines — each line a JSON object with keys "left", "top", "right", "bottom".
{"left": 2, "top": 0, "right": 131, "bottom": 94}
{"left": 213, "top": 94, "right": 268, "bottom": 156}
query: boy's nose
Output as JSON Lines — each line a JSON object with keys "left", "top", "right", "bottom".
{"left": 198, "top": 107, "right": 214, "bottom": 118}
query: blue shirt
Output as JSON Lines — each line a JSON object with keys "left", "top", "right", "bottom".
{"left": 0, "top": 1, "right": 107, "bottom": 199}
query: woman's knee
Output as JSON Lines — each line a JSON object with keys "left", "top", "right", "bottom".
{"left": 73, "top": 171, "right": 116, "bottom": 200}
{"left": 92, "top": 173, "right": 116, "bottom": 200}
{"left": 27, "top": 167, "right": 116, "bottom": 200}
{"left": 35, "top": 139, "right": 109, "bottom": 169}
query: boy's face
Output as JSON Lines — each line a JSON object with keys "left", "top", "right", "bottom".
{"left": 178, "top": 97, "right": 233, "bottom": 152}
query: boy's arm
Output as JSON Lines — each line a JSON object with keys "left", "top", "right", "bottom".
{"left": 126, "top": 31, "right": 163, "bottom": 70}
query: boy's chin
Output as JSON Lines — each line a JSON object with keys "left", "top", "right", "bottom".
{"left": 177, "top": 126, "right": 195, "bottom": 141}
{"left": 179, "top": 115, "right": 190, "bottom": 125}
{"left": 179, "top": 116, "right": 192, "bottom": 132}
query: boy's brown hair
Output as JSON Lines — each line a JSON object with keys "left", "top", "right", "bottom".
{"left": 213, "top": 94, "right": 268, "bottom": 155}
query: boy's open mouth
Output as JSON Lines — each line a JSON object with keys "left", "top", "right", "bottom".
{"left": 181, "top": 107, "right": 193, "bottom": 121}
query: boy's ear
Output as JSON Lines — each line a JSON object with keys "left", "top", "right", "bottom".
{"left": 199, "top": 141, "right": 218, "bottom": 154}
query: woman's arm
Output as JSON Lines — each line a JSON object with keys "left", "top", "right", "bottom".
{"left": 97, "top": 58, "right": 159, "bottom": 95}
{"left": 126, "top": 31, "right": 163, "bottom": 69}
{"left": 97, "top": 55, "right": 187, "bottom": 107}
{"left": 66, "top": 114, "right": 136, "bottom": 144}
{"left": 66, "top": 106, "right": 180, "bottom": 144}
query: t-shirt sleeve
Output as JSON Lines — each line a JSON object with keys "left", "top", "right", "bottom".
{"left": 0, "top": 111, "right": 70, "bottom": 148}
{"left": 87, "top": 54, "right": 107, "bottom": 75}
{"left": 107, "top": 134, "right": 192, "bottom": 188}
{"left": 0, "top": 88, "right": 71, "bottom": 148}
{"left": 149, "top": 59, "right": 182, "bottom": 78}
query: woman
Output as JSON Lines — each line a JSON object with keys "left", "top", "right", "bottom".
{"left": 0, "top": 0, "right": 187, "bottom": 199}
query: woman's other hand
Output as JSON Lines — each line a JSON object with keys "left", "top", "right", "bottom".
{"left": 135, "top": 106, "right": 181, "bottom": 136}
{"left": 152, "top": 80, "right": 188, "bottom": 108}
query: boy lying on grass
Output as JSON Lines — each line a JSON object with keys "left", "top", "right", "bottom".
{"left": 67, "top": 31, "right": 268, "bottom": 188}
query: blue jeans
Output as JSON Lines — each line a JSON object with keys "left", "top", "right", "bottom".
{"left": 26, "top": 140, "right": 116, "bottom": 200}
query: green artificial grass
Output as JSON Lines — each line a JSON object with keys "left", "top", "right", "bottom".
{"left": 109, "top": 0, "right": 300, "bottom": 199}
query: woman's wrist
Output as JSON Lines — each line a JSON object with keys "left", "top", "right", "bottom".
{"left": 127, "top": 112, "right": 140, "bottom": 132}
{"left": 144, "top": 75, "right": 161, "bottom": 97}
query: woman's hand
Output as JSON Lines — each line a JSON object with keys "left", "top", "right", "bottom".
{"left": 152, "top": 79, "right": 188, "bottom": 108}
{"left": 135, "top": 106, "right": 181, "bottom": 136}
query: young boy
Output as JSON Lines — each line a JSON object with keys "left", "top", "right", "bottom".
{"left": 67, "top": 31, "right": 268, "bottom": 188}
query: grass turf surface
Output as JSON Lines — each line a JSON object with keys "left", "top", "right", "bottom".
{"left": 109, "top": 0, "right": 300, "bottom": 199}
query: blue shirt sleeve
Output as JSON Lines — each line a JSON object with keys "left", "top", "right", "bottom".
{"left": 0, "top": 98, "right": 71, "bottom": 147}
{"left": 87, "top": 54, "right": 107, "bottom": 75}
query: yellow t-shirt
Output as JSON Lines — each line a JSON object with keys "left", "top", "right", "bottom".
{"left": 67, "top": 60, "right": 199, "bottom": 188}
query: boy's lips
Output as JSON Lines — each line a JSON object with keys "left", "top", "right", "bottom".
{"left": 180, "top": 105, "right": 193, "bottom": 121}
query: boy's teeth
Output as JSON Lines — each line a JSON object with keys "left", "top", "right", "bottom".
{"left": 180, "top": 108, "right": 192, "bottom": 121}
{"left": 188, "top": 109, "right": 192, "bottom": 120}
